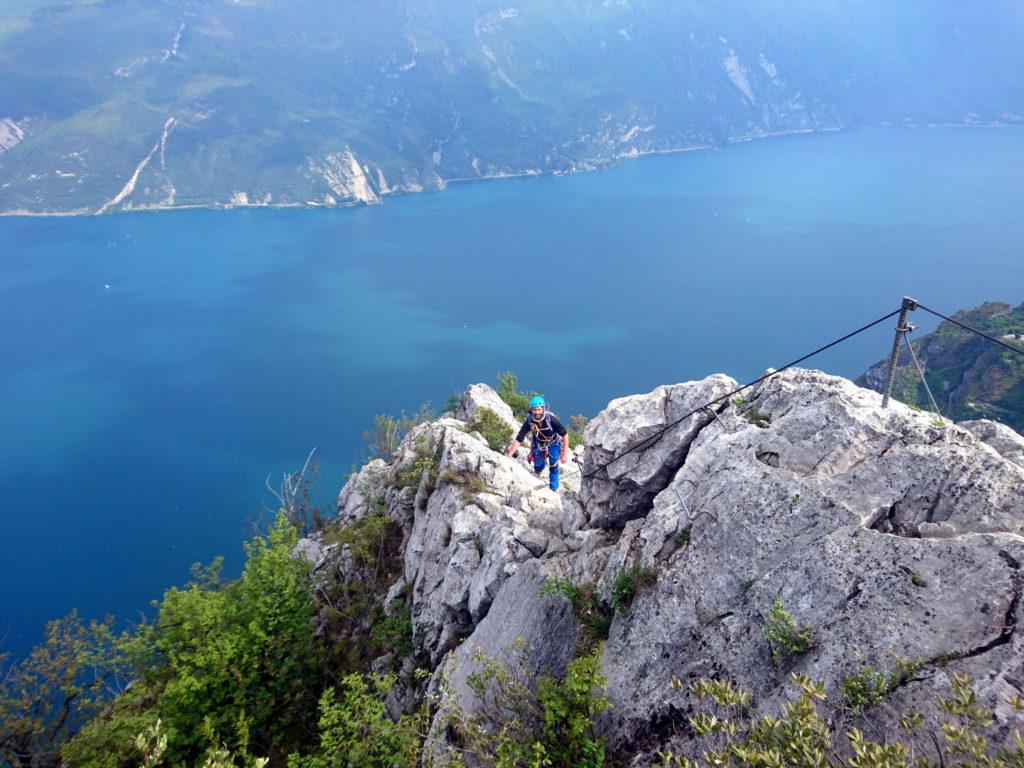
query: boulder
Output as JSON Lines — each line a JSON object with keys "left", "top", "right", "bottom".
{"left": 962, "top": 418, "right": 1024, "bottom": 468}
{"left": 456, "top": 383, "right": 520, "bottom": 434}
{"left": 580, "top": 374, "right": 737, "bottom": 529}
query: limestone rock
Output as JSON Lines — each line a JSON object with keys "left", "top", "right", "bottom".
{"left": 434, "top": 558, "right": 580, "bottom": 723}
{"left": 962, "top": 418, "right": 1024, "bottom": 468}
{"left": 597, "top": 369, "right": 1024, "bottom": 759}
{"left": 316, "top": 372, "right": 1024, "bottom": 763}
{"left": 456, "top": 383, "right": 519, "bottom": 434}
{"left": 580, "top": 374, "right": 738, "bottom": 529}
{"left": 336, "top": 458, "right": 388, "bottom": 523}
{"left": 292, "top": 536, "right": 327, "bottom": 568}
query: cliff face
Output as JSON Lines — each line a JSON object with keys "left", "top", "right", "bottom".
{"left": 858, "top": 302, "right": 1024, "bottom": 434}
{"left": 300, "top": 369, "right": 1024, "bottom": 764}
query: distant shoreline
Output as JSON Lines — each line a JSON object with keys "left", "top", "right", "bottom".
{"left": 2, "top": 122, "right": 1019, "bottom": 219}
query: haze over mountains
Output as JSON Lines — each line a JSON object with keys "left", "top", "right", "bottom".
{"left": 1, "top": 0, "right": 1022, "bottom": 215}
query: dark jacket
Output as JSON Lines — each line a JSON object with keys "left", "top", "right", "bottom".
{"left": 516, "top": 410, "right": 567, "bottom": 447}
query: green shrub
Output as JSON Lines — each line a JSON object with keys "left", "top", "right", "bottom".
{"left": 761, "top": 597, "right": 815, "bottom": 661}
{"left": 657, "top": 672, "right": 1024, "bottom": 768}
{"left": 496, "top": 371, "right": 535, "bottom": 421}
{"left": 466, "top": 407, "right": 514, "bottom": 452}
{"left": 363, "top": 403, "right": 436, "bottom": 460}
{"left": 535, "top": 651, "right": 610, "bottom": 767}
{"left": 841, "top": 657, "right": 922, "bottom": 713}
{"left": 540, "top": 578, "right": 613, "bottom": 649}
{"left": 287, "top": 674, "right": 424, "bottom": 768}
{"left": 392, "top": 434, "right": 440, "bottom": 490}
{"left": 611, "top": 566, "right": 658, "bottom": 615}
{"left": 63, "top": 512, "right": 317, "bottom": 767}
{"left": 327, "top": 511, "right": 399, "bottom": 569}
{"left": 568, "top": 414, "right": 589, "bottom": 449}
{"left": 742, "top": 408, "right": 770, "bottom": 427}
{"left": 440, "top": 467, "right": 490, "bottom": 504}
{"left": 449, "top": 644, "right": 609, "bottom": 768}
{"left": 0, "top": 611, "right": 126, "bottom": 768}
{"left": 370, "top": 602, "right": 414, "bottom": 659}
{"left": 318, "top": 511, "right": 406, "bottom": 673}
{"left": 445, "top": 391, "right": 460, "bottom": 413}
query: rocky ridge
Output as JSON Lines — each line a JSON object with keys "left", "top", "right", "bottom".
{"left": 298, "top": 369, "right": 1024, "bottom": 764}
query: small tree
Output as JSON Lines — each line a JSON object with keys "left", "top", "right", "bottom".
{"left": 0, "top": 612, "right": 126, "bottom": 768}
{"left": 466, "top": 407, "right": 514, "bottom": 452}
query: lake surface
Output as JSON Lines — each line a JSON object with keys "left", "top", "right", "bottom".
{"left": 2, "top": 127, "right": 1023, "bottom": 656}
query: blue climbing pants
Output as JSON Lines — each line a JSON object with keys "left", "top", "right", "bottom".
{"left": 532, "top": 442, "right": 561, "bottom": 490}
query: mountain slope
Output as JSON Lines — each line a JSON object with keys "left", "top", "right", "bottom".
{"left": 1, "top": 1, "right": 1022, "bottom": 214}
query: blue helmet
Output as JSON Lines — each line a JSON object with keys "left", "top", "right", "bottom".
{"left": 529, "top": 395, "right": 546, "bottom": 410}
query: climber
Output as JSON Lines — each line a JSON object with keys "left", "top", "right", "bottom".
{"left": 506, "top": 396, "right": 569, "bottom": 491}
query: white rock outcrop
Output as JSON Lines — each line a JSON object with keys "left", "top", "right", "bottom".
{"left": 302, "top": 373, "right": 1024, "bottom": 763}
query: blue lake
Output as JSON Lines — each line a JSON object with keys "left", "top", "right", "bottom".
{"left": 2, "top": 127, "right": 1023, "bottom": 656}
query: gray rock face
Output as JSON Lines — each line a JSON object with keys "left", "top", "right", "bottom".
{"left": 599, "top": 370, "right": 1024, "bottom": 757}
{"left": 336, "top": 458, "right": 389, "bottom": 523}
{"left": 439, "top": 559, "right": 580, "bottom": 719}
{"left": 580, "top": 375, "right": 738, "bottom": 529}
{"left": 308, "top": 372, "right": 1024, "bottom": 763}
{"left": 962, "top": 418, "right": 1024, "bottom": 468}
{"left": 456, "top": 383, "right": 520, "bottom": 435}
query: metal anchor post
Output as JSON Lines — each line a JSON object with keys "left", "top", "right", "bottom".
{"left": 882, "top": 296, "right": 918, "bottom": 409}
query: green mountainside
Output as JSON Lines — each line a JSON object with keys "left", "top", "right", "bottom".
{"left": 1, "top": 0, "right": 1022, "bottom": 214}
{"left": 857, "top": 301, "right": 1024, "bottom": 432}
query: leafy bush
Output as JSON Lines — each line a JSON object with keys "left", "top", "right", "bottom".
{"left": 496, "top": 371, "right": 535, "bottom": 421}
{"left": 540, "top": 578, "right": 613, "bottom": 649}
{"left": 63, "top": 512, "right": 317, "bottom": 767}
{"left": 841, "top": 657, "right": 922, "bottom": 713}
{"left": 0, "top": 612, "right": 126, "bottom": 768}
{"left": 370, "top": 602, "right": 414, "bottom": 659}
{"left": 568, "top": 414, "right": 589, "bottom": 449}
{"left": 742, "top": 408, "right": 770, "bottom": 427}
{"left": 466, "top": 407, "right": 514, "bottom": 452}
{"left": 327, "top": 511, "right": 398, "bottom": 569}
{"left": 761, "top": 597, "right": 815, "bottom": 661}
{"left": 317, "top": 511, "right": 406, "bottom": 672}
{"left": 364, "top": 413, "right": 404, "bottom": 460}
{"left": 448, "top": 644, "right": 609, "bottom": 768}
{"left": 445, "top": 391, "right": 460, "bottom": 413}
{"left": 656, "top": 672, "right": 1024, "bottom": 768}
{"left": 535, "top": 652, "right": 610, "bottom": 767}
{"left": 440, "top": 467, "right": 490, "bottom": 504}
{"left": 392, "top": 433, "right": 440, "bottom": 490}
{"left": 363, "top": 403, "right": 436, "bottom": 460}
{"left": 610, "top": 566, "right": 658, "bottom": 615}
{"left": 287, "top": 674, "right": 424, "bottom": 768}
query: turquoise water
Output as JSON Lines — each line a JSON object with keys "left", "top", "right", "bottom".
{"left": 2, "top": 127, "right": 1023, "bottom": 656}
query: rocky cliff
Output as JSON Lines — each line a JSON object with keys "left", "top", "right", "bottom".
{"left": 299, "top": 368, "right": 1024, "bottom": 765}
